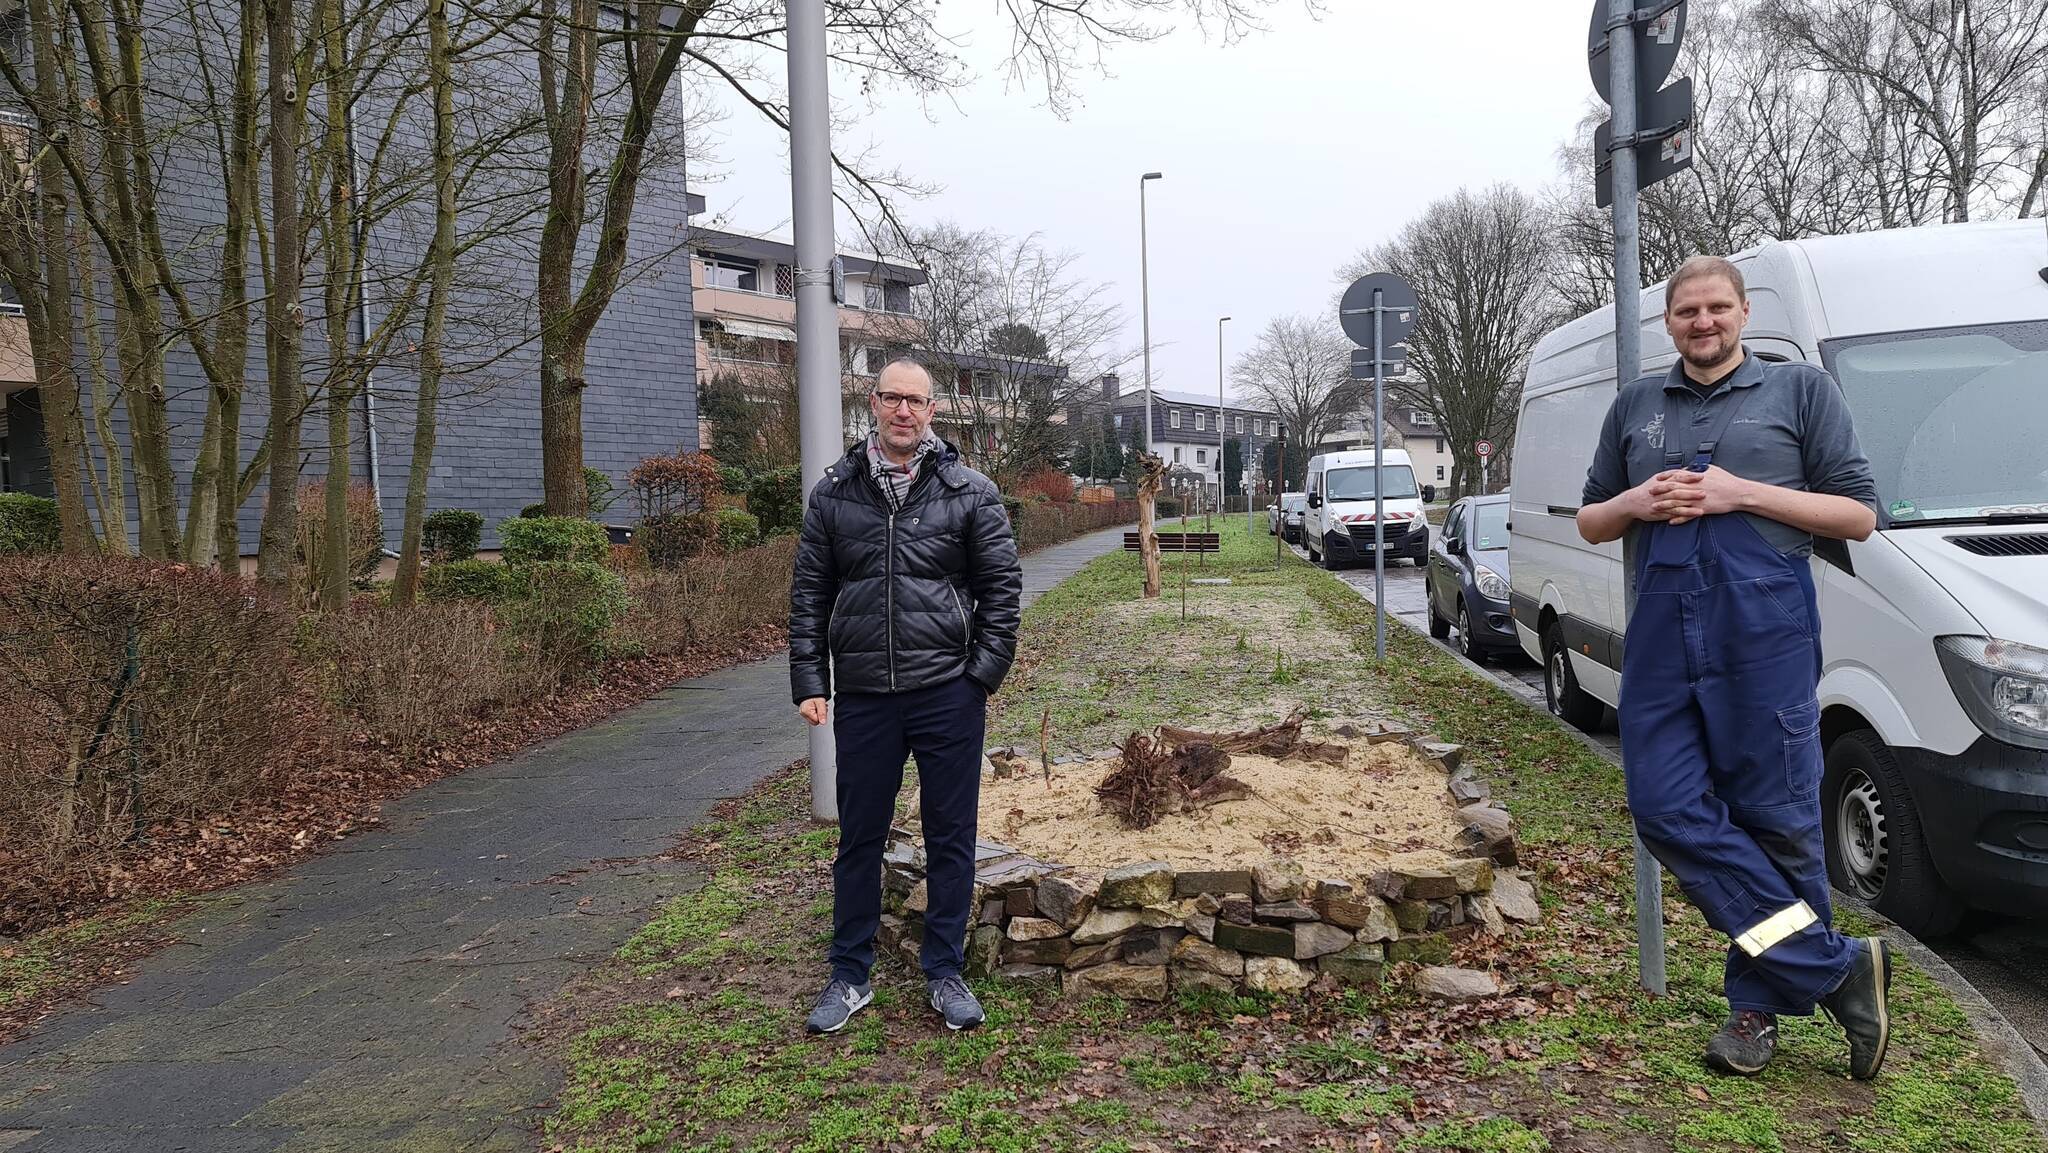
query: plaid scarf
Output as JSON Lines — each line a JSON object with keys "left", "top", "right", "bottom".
{"left": 865, "top": 430, "right": 942, "bottom": 510}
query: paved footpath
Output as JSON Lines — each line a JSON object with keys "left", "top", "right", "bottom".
{"left": 0, "top": 526, "right": 1132, "bottom": 1153}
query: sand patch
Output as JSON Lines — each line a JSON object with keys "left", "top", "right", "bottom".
{"left": 977, "top": 733, "right": 1466, "bottom": 885}
{"left": 1094, "top": 586, "right": 1351, "bottom": 666}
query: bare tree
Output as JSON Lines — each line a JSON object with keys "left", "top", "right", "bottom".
{"left": 1345, "top": 185, "right": 1557, "bottom": 502}
{"left": 1230, "top": 314, "right": 1355, "bottom": 452}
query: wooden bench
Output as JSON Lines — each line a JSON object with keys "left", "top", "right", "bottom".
{"left": 1121, "top": 531, "right": 1221, "bottom": 555}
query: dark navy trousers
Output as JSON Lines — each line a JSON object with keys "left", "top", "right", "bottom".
{"left": 1619, "top": 509, "right": 1862, "bottom": 1015}
{"left": 828, "top": 676, "right": 986, "bottom": 985}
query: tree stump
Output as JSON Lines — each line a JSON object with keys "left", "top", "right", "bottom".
{"left": 1137, "top": 451, "right": 1165, "bottom": 599}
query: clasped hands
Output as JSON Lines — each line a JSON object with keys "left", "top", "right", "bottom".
{"left": 1632, "top": 465, "right": 1751, "bottom": 526}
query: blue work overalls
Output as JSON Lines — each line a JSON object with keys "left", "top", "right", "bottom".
{"left": 1618, "top": 389, "right": 1862, "bottom": 1015}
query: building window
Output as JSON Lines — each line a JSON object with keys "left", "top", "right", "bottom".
{"left": 1194, "top": 412, "right": 1206, "bottom": 432}
{"left": 1114, "top": 413, "right": 1124, "bottom": 428}
{"left": 1169, "top": 410, "right": 1182, "bottom": 429}
{"left": 1436, "top": 465, "right": 1446, "bottom": 480}
{"left": 1173, "top": 447, "right": 1182, "bottom": 462}
{"left": 1436, "top": 437, "right": 1445, "bottom": 454}
{"left": 864, "top": 281, "right": 884, "bottom": 310}
{"left": 1410, "top": 409, "right": 1434, "bottom": 427}
{"left": 1196, "top": 449, "right": 1207, "bottom": 465}
{"left": 702, "top": 257, "right": 758, "bottom": 292}
{"left": 1234, "top": 415, "right": 1244, "bottom": 434}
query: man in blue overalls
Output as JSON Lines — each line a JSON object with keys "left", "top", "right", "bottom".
{"left": 1578, "top": 255, "right": 1891, "bottom": 1079}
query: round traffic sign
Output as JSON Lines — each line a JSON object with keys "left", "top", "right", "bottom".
{"left": 1589, "top": 0, "right": 1686, "bottom": 106}
{"left": 1476, "top": 439, "right": 1494, "bottom": 459}
{"left": 1338, "top": 273, "right": 1418, "bottom": 351}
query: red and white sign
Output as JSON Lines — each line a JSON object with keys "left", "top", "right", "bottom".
{"left": 1475, "top": 439, "right": 1494, "bottom": 459}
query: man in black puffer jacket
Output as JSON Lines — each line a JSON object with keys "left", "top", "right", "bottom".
{"left": 791, "top": 358, "right": 1022, "bottom": 1036}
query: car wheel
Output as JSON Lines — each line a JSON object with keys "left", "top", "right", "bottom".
{"left": 1320, "top": 539, "right": 1341, "bottom": 570}
{"left": 1542, "top": 619, "right": 1603, "bottom": 732}
{"left": 1457, "top": 599, "right": 1486, "bottom": 665}
{"left": 1822, "top": 729, "right": 1966, "bottom": 939}
{"left": 1427, "top": 587, "right": 1451, "bottom": 639}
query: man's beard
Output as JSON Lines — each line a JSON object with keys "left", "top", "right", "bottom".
{"left": 1681, "top": 334, "right": 1738, "bottom": 368}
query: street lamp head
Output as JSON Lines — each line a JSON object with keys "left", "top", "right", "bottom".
{"left": 1220, "top": 316, "right": 1232, "bottom": 323}
{"left": 1141, "top": 171, "right": 1163, "bottom": 181}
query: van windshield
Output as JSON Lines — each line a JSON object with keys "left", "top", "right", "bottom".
{"left": 1823, "top": 320, "right": 2048, "bottom": 525}
{"left": 1325, "top": 465, "right": 1418, "bottom": 502}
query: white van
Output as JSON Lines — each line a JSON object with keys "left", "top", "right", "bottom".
{"left": 1303, "top": 448, "right": 1435, "bottom": 569}
{"left": 1508, "top": 219, "right": 2048, "bottom": 937}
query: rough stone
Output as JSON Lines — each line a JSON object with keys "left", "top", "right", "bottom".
{"left": 1218, "top": 895, "right": 1255, "bottom": 925}
{"left": 1003, "top": 935, "right": 1074, "bottom": 966}
{"left": 1036, "top": 871, "right": 1101, "bottom": 930}
{"left": 1192, "top": 892, "right": 1225, "bottom": 916}
{"left": 1456, "top": 805, "right": 1519, "bottom": 865}
{"left": 966, "top": 925, "right": 1002, "bottom": 978}
{"left": 877, "top": 914, "right": 917, "bottom": 957}
{"left": 1121, "top": 928, "right": 1185, "bottom": 967}
{"left": 1099, "top": 861, "right": 1176, "bottom": 908}
{"left": 1064, "top": 963, "right": 1169, "bottom": 1002}
{"left": 1425, "top": 899, "right": 1465, "bottom": 932}
{"left": 1170, "top": 966, "right": 1238, "bottom": 994}
{"left": 1006, "top": 917, "right": 1066, "bottom": 942}
{"left": 1465, "top": 895, "right": 1508, "bottom": 937}
{"left": 1386, "top": 935, "right": 1453, "bottom": 966}
{"left": 1072, "top": 907, "right": 1144, "bottom": 945}
{"left": 1366, "top": 723, "right": 1412, "bottom": 744}
{"left": 1253, "top": 901, "right": 1319, "bottom": 924}
{"left": 1185, "top": 913, "right": 1218, "bottom": 942}
{"left": 1318, "top": 956, "right": 1386, "bottom": 988}
{"left": 1321, "top": 895, "right": 1398, "bottom": 943}
{"left": 1212, "top": 920, "right": 1296, "bottom": 958}
{"left": 1331, "top": 937, "right": 1385, "bottom": 963}
{"left": 1392, "top": 900, "right": 1432, "bottom": 934}
{"left": 1413, "top": 966, "right": 1501, "bottom": 1003}
{"left": 1492, "top": 871, "right": 1541, "bottom": 923}
{"left": 980, "top": 897, "right": 1007, "bottom": 926}
{"left": 1138, "top": 905, "right": 1182, "bottom": 930}
{"left": 1252, "top": 860, "right": 1307, "bottom": 903}
{"left": 1243, "top": 956, "right": 1314, "bottom": 994}
{"left": 1293, "top": 921, "right": 1356, "bottom": 960}
{"left": 1171, "top": 935, "right": 1246, "bottom": 977}
{"left": 905, "top": 880, "right": 930, "bottom": 916}
{"left": 1175, "top": 869, "right": 1255, "bottom": 898}
{"left": 1064, "top": 941, "right": 1120, "bottom": 970}
{"left": 1417, "top": 741, "right": 1465, "bottom": 773}
{"left": 1399, "top": 868, "right": 1460, "bottom": 901}
{"left": 1443, "top": 857, "right": 1495, "bottom": 894}
{"left": 1448, "top": 773, "right": 1490, "bottom": 806}
{"left": 1312, "top": 879, "right": 1355, "bottom": 903}
{"left": 1004, "top": 887, "right": 1038, "bottom": 919}
{"left": 996, "top": 963, "right": 1060, "bottom": 987}
{"left": 882, "top": 840, "right": 925, "bottom": 872}
{"left": 1363, "top": 870, "right": 1406, "bottom": 900}
{"left": 976, "top": 855, "right": 1058, "bottom": 890}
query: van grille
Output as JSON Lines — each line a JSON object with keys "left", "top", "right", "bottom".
{"left": 1948, "top": 533, "right": 2048, "bottom": 557}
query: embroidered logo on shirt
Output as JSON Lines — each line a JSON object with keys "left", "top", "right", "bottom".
{"left": 1643, "top": 413, "right": 1666, "bottom": 450}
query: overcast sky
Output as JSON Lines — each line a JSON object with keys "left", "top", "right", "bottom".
{"left": 686, "top": 1, "right": 1596, "bottom": 402}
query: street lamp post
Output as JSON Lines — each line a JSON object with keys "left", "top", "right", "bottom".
{"left": 1216, "top": 314, "right": 1232, "bottom": 525}
{"left": 1139, "top": 172, "right": 1163, "bottom": 462}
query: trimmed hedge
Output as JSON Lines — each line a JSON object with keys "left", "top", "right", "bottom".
{"left": 0, "top": 494, "right": 60, "bottom": 555}
{"left": 500, "top": 516, "right": 610, "bottom": 567}
{"left": 502, "top": 560, "right": 629, "bottom": 669}
{"left": 746, "top": 467, "right": 802, "bottom": 537}
{"left": 421, "top": 559, "right": 517, "bottom": 602}
{"left": 713, "top": 508, "right": 759, "bottom": 552}
{"left": 422, "top": 509, "right": 484, "bottom": 563}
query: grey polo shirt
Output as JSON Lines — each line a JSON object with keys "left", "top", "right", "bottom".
{"left": 1583, "top": 351, "right": 1878, "bottom": 600}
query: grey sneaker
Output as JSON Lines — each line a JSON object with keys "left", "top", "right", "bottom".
{"left": 1704, "top": 1010, "right": 1778, "bottom": 1075}
{"left": 804, "top": 978, "right": 872, "bottom": 1035}
{"left": 1820, "top": 937, "right": 1893, "bottom": 1080}
{"left": 927, "top": 974, "right": 985, "bottom": 1031}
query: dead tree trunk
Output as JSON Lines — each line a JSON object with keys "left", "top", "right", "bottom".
{"left": 1136, "top": 450, "right": 1164, "bottom": 598}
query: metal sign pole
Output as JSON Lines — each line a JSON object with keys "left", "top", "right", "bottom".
{"left": 790, "top": 0, "right": 839, "bottom": 823}
{"left": 1609, "top": 0, "right": 1669, "bottom": 997}
{"left": 1372, "top": 290, "right": 1386, "bottom": 662}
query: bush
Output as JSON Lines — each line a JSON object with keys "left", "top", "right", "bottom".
{"left": 0, "top": 493, "right": 60, "bottom": 555}
{"left": 1012, "top": 499, "right": 1142, "bottom": 553}
{"left": 501, "top": 561, "right": 628, "bottom": 676}
{"left": 716, "top": 464, "right": 751, "bottom": 501}
{"left": 294, "top": 482, "right": 383, "bottom": 599}
{"left": 746, "top": 467, "right": 803, "bottom": 537}
{"left": 1015, "top": 468, "right": 1076, "bottom": 505}
{"left": 627, "top": 451, "right": 724, "bottom": 519}
{"left": 1154, "top": 496, "right": 1183, "bottom": 519}
{"left": 520, "top": 502, "right": 547, "bottom": 519}
{"left": 584, "top": 467, "right": 620, "bottom": 517}
{"left": 638, "top": 512, "right": 709, "bottom": 570}
{"left": 422, "top": 509, "right": 484, "bottom": 563}
{"left": 618, "top": 536, "right": 798, "bottom": 657}
{"left": 301, "top": 599, "right": 514, "bottom": 761}
{"left": 421, "top": 559, "right": 517, "bottom": 602}
{"left": 499, "top": 515, "right": 610, "bottom": 567}
{"left": 0, "top": 557, "right": 303, "bottom": 873}
{"left": 713, "top": 508, "right": 759, "bottom": 552}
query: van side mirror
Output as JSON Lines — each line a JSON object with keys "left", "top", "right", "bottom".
{"left": 1307, "top": 493, "right": 1323, "bottom": 509}
{"left": 1421, "top": 484, "right": 1437, "bottom": 503}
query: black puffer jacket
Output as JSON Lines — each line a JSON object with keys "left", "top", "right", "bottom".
{"left": 789, "top": 438, "right": 1022, "bottom": 703}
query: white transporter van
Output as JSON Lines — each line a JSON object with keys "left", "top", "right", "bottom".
{"left": 1509, "top": 220, "right": 2048, "bottom": 937}
{"left": 1303, "top": 448, "right": 1436, "bottom": 569}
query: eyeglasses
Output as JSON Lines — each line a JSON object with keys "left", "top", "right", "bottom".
{"left": 873, "top": 391, "right": 934, "bottom": 412}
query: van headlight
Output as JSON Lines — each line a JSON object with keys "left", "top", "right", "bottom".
{"left": 1936, "top": 636, "right": 2048, "bottom": 749}
{"left": 1474, "top": 568, "right": 1510, "bottom": 601}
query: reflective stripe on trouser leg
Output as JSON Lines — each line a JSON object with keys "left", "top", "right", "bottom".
{"left": 1734, "top": 901, "right": 1818, "bottom": 958}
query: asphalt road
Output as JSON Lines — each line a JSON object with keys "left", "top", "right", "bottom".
{"left": 1287, "top": 530, "right": 2048, "bottom": 1062}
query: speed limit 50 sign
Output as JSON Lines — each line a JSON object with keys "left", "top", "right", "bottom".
{"left": 1476, "top": 439, "right": 1494, "bottom": 459}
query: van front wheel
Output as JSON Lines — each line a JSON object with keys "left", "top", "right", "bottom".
{"left": 1822, "top": 729, "right": 1966, "bottom": 939}
{"left": 1542, "top": 620, "right": 1604, "bottom": 732}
